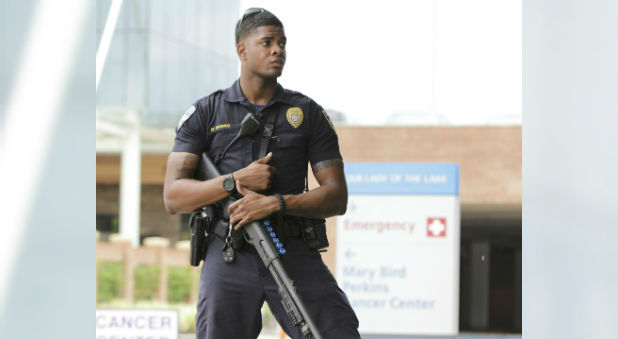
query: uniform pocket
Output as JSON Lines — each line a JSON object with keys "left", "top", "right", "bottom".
{"left": 209, "top": 128, "right": 240, "bottom": 155}
{"left": 271, "top": 130, "right": 306, "bottom": 153}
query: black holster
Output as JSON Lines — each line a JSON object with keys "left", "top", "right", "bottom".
{"left": 231, "top": 227, "right": 246, "bottom": 250}
{"left": 189, "top": 205, "right": 216, "bottom": 266}
{"left": 301, "top": 218, "right": 329, "bottom": 252}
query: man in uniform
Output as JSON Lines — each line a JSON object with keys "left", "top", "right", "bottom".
{"left": 163, "top": 8, "right": 360, "bottom": 339}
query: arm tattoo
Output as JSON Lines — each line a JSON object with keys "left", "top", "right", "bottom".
{"left": 311, "top": 158, "right": 343, "bottom": 174}
{"left": 164, "top": 153, "right": 199, "bottom": 214}
{"left": 173, "top": 153, "right": 199, "bottom": 180}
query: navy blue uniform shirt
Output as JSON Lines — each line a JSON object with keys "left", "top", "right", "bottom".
{"left": 173, "top": 79, "right": 341, "bottom": 195}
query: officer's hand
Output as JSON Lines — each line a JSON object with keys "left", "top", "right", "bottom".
{"left": 228, "top": 182, "right": 280, "bottom": 230}
{"left": 233, "top": 152, "right": 276, "bottom": 192}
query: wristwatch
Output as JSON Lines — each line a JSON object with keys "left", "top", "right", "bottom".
{"left": 223, "top": 173, "right": 236, "bottom": 194}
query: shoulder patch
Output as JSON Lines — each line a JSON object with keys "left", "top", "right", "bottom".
{"left": 322, "top": 109, "right": 335, "bottom": 131}
{"left": 286, "top": 107, "right": 304, "bottom": 128}
{"left": 176, "top": 105, "right": 196, "bottom": 132}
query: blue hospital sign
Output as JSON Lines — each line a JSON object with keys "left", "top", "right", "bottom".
{"left": 337, "top": 163, "right": 460, "bottom": 337}
{"left": 344, "top": 162, "right": 459, "bottom": 195}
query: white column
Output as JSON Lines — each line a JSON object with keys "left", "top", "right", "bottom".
{"left": 118, "top": 0, "right": 147, "bottom": 248}
{"left": 119, "top": 110, "right": 141, "bottom": 247}
{"left": 523, "top": 0, "right": 618, "bottom": 337}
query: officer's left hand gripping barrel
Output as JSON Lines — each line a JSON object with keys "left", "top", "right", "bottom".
{"left": 195, "top": 152, "right": 324, "bottom": 339}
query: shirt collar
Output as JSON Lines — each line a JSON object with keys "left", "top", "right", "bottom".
{"left": 222, "top": 79, "right": 295, "bottom": 106}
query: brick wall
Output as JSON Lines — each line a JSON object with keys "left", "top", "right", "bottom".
{"left": 96, "top": 126, "right": 521, "bottom": 206}
{"left": 337, "top": 126, "right": 521, "bottom": 206}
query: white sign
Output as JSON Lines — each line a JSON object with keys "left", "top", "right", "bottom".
{"left": 96, "top": 309, "right": 178, "bottom": 339}
{"left": 337, "top": 163, "right": 460, "bottom": 337}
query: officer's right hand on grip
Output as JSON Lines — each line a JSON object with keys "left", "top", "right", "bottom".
{"left": 233, "top": 152, "right": 276, "bottom": 192}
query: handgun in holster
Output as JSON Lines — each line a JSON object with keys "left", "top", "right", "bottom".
{"left": 189, "top": 205, "right": 216, "bottom": 266}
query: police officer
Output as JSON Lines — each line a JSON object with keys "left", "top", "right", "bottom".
{"left": 163, "top": 8, "right": 360, "bottom": 339}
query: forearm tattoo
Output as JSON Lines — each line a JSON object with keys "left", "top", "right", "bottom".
{"left": 164, "top": 153, "right": 199, "bottom": 213}
{"left": 173, "top": 153, "right": 199, "bottom": 180}
{"left": 311, "top": 158, "right": 343, "bottom": 174}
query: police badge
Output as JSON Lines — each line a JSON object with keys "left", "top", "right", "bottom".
{"left": 286, "top": 107, "right": 303, "bottom": 128}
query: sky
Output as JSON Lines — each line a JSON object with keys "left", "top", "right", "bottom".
{"left": 240, "top": 0, "right": 521, "bottom": 126}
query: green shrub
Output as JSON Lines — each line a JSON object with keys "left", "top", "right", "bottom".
{"left": 168, "top": 267, "right": 193, "bottom": 303}
{"left": 134, "top": 265, "right": 160, "bottom": 301}
{"left": 97, "top": 262, "right": 123, "bottom": 304}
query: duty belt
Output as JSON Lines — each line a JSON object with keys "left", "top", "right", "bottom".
{"left": 211, "top": 216, "right": 303, "bottom": 240}
{"left": 278, "top": 216, "right": 303, "bottom": 238}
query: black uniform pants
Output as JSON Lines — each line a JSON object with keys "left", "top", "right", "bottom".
{"left": 196, "top": 236, "right": 360, "bottom": 339}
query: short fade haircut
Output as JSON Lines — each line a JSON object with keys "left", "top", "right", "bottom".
{"left": 235, "top": 8, "right": 284, "bottom": 45}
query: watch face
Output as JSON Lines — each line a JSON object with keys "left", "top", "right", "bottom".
{"left": 223, "top": 175, "right": 235, "bottom": 192}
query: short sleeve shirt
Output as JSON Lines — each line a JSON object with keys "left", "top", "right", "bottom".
{"left": 173, "top": 79, "right": 342, "bottom": 195}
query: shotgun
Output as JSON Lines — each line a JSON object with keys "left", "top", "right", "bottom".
{"left": 195, "top": 152, "right": 323, "bottom": 339}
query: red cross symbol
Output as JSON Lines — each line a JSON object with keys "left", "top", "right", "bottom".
{"left": 427, "top": 217, "right": 447, "bottom": 237}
